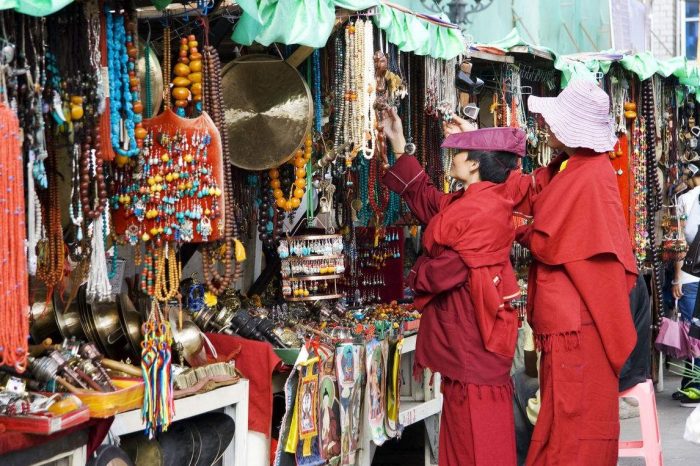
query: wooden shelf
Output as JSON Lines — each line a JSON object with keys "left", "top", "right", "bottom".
{"left": 285, "top": 293, "right": 343, "bottom": 302}
{"left": 282, "top": 254, "right": 344, "bottom": 261}
{"left": 287, "top": 274, "right": 343, "bottom": 281}
{"left": 287, "top": 234, "right": 342, "bottom": 241}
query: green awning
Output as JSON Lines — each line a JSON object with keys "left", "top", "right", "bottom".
{"left": 0, "top": 0, "right": 72, "bottom": 16}
{"left": 232, "top": 0, "right": 465, "bottom": 60}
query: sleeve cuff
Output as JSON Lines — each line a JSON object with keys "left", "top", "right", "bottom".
{"left": 381, "top": 156, "right": 425, "bottom": 195}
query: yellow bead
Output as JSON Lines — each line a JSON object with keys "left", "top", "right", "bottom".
{"left": 276, "top": 197, "right": 286, "bottom": 208}
{"left": 158, "top": 227, "right": 164, "bottom": 234}
{"left": 185, "top": 154, "right": 194, "bottom": 163}
{"left": 166, "top": 173, "right": 174, "bottom": 182}
{"left": 142, "top": 233, "right": 151, "bottom": 242}
{"left": 186, "top": 181, "right": 193, "bottom": 189}
{"left": 291, "top": 198, "right": 301, "bottom": 208}
{"left": 295, "top": 168, "right": 306, "bottom": 178}
{"left": 147, "top": 177, "right": 155, "bottom": 186}
{"left": 205, "top": 208, "right": 211, "bottom": 216}
{"left": 154, "top": 175, "right": 163, "bottom": 183}
{"left": 293, "top": 188, "right": 305, "bottom": 199}
{"left": 173, "top": 172, "right": 180, "bottom": 180}
{"left": 161, "top": 154, "right": 170, "bottom": 163}
{"left": 269, "top": 169, "right": 280, "bottom": 179}
{"left": 150, "top": 227, "right": 159, "bottom": 236}
{"left": 70, "top": 105, "right": 84, "bottom": 120}
{"left": 273, "top": 189, "right": 284, "bottom": 199}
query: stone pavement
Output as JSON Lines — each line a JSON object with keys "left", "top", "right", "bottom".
{"left": 620, "top": 374, "right": 699, "bottom": 465}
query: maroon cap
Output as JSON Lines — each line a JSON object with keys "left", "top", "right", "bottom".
{"left": 441, "top": 127, "right": 527, "bottom": 157}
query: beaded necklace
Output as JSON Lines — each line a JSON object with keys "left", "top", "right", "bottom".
{"left": 105, "top": 9, "right": 144, "bottom": 162}
{"left": 643, "top": 79, "right": 664, "bottom": 328}
{"left": 631, "top": 116, "right": 648, "bottom": 265}
{"left": 0, "top": 104, "right": 30, "bottom": 371}
{"left": 201, "top": 44, "right": 243, "bottom": 294}
{"left": 36, "top": 135, "right": 65, "bottom": 297}
{"left": 312, "top": 50, "right": 322, "bottom": 134}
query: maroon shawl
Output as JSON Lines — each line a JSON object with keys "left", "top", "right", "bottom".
{"left": 511, "top": 149, "right": 638, "bottom": 373}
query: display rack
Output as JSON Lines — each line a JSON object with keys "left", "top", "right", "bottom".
{"left": 357, "top": 333, "right": 442, "bottom": 466}
{"left": 110, "top": 380, "right": 249, "bottom": 466}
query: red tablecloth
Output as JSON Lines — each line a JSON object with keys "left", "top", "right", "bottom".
{"left": 0, "top": 417, "right": 112, "bottom": 456}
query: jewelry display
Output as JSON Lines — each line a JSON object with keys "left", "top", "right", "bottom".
{"left": 281, "top": 235, "right": 345, "bottom": 301}
{"left": 112, "top": 109, "right": 224, "bottom": 245}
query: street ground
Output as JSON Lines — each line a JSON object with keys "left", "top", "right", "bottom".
{"left": 620, "top": 373, "right": 698, "bottom": 465}
{"left": 374, "top": 372, "right": 699, "bottom": 465}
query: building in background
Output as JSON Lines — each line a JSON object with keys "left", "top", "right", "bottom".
{"left": 430, "top": 0, "right": 652, "bottom": 54}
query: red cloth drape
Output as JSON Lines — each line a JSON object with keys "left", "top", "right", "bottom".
{"left": 205, "top": 333, "right": 281, "bottom": 436}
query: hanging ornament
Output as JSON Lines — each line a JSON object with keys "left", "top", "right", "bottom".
{"left": 140, "top": 300, "right": 174, "bottom": 437}
{"left": 269, "top": 136, "right": 311, "bottom": 212}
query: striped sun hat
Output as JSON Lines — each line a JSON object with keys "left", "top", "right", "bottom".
{"left": 528, "top": 79, "right": 617, "bottom": 153}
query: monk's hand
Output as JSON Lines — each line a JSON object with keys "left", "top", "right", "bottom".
{"left": 672, "top": 282, "right": 683, "bottom": 299}
{"left": 382, "top": 107, "right": 406, "bottom": 157}
{"left": 442, "top": 114, "right": 473, "bottom": 136}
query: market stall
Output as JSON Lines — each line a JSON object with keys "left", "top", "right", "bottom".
{"left": 0, "top": 0, "right": 700, "bottom": 465}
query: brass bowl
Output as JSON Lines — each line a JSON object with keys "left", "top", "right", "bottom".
{"left": 169, "top": 306, "right": 207, "bottom": 367}
{"left": 29, "top": 300, "right": 61, "bottom": 343}
{"left": 118, "top": 293, "right": 143, "bottom": 361}
{"left": 90, "top": 300, "right": 129, "bottom": 360}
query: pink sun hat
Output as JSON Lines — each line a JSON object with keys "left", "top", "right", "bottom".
{"left": 528, "top": 79, "right": 617, "bottom": 153}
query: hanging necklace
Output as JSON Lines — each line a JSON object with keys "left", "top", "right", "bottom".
{"left": 200, "top": 43, "right": 243, "bottom": 294}
{"left": 0, "top": 104, "right": 30, "bottom": 372}
{"left": 36, "top": 136, "right": 65, "bottom": 296}
{"left": 105, "top": 9, "right": 145, "bottom": 164}
{"left": 154, "top": 243, "right": 182, "bottom": 302}
{"left": 163, "top": 26, "right": 172, "bottom": 111}
{"left": 270, "top": 136, "right": 311, "bottom": 211}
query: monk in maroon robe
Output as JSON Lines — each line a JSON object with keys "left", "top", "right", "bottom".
{"left": 382, "top": 111, "right": 526, "bottom": 466}
{"left": 502, "top": 80, "right": 637, "bottom": 465}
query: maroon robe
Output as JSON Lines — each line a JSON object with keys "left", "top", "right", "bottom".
{"left": 382, "top": 156, "right": 518, "bottom": 466}
{"left": 506, "top": 149, "right": 638, "bottom": 465}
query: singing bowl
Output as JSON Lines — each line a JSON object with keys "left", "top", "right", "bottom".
{"left": 29, "top": 301, "right": 61, "bottom": 343}
{"left": 138, "top": 42, "right": 164, "bottom": 119}
{"left": 90, "top": 300, "right": 131, "bottom": 361}
{"left": 221, "top": 54, "right": 312, "bottom": 170}
{"left": 53, "top": 279, "right": 87, "bottom": 341}
{"left": 169, "top": 306, "right": 207, "bottom": 367}
{"left": 118, "top": 293, "right": 144, "bottom": 361}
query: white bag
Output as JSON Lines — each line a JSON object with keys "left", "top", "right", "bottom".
{"left": 684, "top": 404, "right": 700, "bottom": 444}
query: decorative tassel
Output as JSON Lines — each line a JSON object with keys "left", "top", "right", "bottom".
{"left": 86, "top": 210, "right": 112, "bottom": 302}
{"left": 141, "top": 300, "right": 174, "bottom": 438}
{"left": 0, "top": 104, "right": 29, "bottom": 372}
{"left": 234, "top": 238, "right": 246, "bottom": 262}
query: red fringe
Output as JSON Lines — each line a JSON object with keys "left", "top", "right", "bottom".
{"left": 534, "top": 331, "right": 581, "bottom": 353}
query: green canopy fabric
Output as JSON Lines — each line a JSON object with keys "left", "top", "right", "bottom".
{"left": 232, "top": 0, "right": 465, "bottom": 60}
{"left": 0, "top": 0, "right": 72, "bottom": 16}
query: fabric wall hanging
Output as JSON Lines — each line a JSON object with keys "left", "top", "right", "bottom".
{"left": 384, "top": 337, "right": 403, "bottom": 438}
{"left": 335, "top": 343, "right": 364, "bottom": 466}
{"left": 365, "top": 338, "right": 388, "bottom": 445}
{"left": 318, "top": 343, "right": 341, "bottom": 462}
{"left": 112, "top": 109, "right": 225, "bottom": 245}
{"left": 295, "top": 357, "right": 324, "bottom": 466}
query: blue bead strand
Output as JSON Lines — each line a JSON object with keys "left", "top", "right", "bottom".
{"left": 105, "top": 10, "right": 139, "bottom": 157}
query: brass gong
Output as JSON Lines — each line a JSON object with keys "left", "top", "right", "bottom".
{"left": 222, "top": 55, "right": 312, "bottom": 170}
